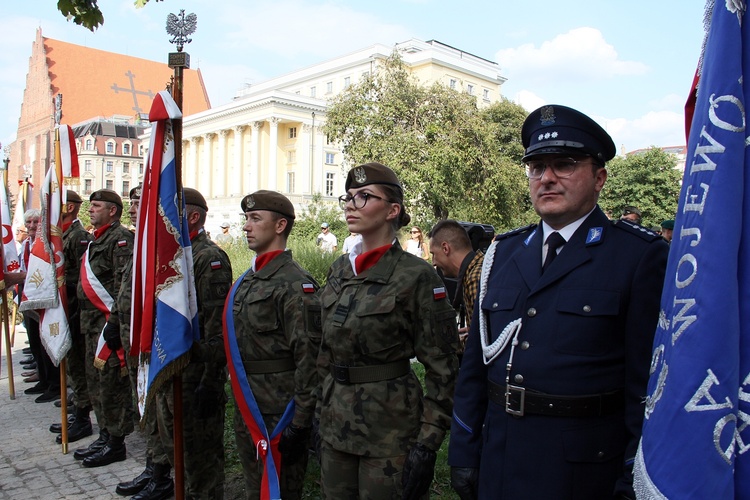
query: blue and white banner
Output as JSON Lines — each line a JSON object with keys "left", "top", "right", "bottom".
{"left": 634, "top": 1, "right": 750, "bottom": 498}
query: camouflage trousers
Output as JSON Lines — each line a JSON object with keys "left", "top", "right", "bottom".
{"left": 66, "top": 330, "right": 90, "bottom": 409}
{"left": 82, "top": 311, "right": 134, "bottom": 437}
{"left": 156, "top": 375, "right": 227, "bottom": 499}
{"left": 320, "top": 439, "right": 422, "bottom": 500}
{"left": 233, "top": 404, "right": 308, "bottom": 500}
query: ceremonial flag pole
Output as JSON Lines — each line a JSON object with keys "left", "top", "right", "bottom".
{"left": 634, "top": 2, "right": 750, "bottom": 498}
{"left": 0, "top": 149, "right": 16, "bottom": 400}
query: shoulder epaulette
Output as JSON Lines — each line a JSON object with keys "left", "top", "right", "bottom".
{"left": 612, "top": 219, "right": 664, "bottom": 242}
{"left": 494, "top": 223, "right": 537, "bottom": 242}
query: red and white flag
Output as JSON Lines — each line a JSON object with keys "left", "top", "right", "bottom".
{"left": 0, "top": 183, "right": 20, "bottom": 276}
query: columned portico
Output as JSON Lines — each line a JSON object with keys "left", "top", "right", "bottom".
{"left": 268, "top": 117, "right": 279, "bottom": 191}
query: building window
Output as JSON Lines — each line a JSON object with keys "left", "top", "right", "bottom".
{"left": 287, "top": 172, "right": 295, "bottom": 193}
{"left": 106, "top": 161, "right": 114, "bottom": 172}
{"left": 325, "top": 172, "right": 335, "bottom": 197}
{"left": 106, "top": 142, "right": 115, "bottom": 154}
{"left": 289, "top": 127, "right": 297, "bottom": 139}
{"left": 84, "top": 179, "right": 92, "bottom": 194}
{"left": 84, "top": 160, "right": 92, "bottom": 172}
{"left": 139, "top": 145, "right": 144, "bottom": 156}
{"left": 326, "top": 81, "right": 333, "bottom": 94}
{"left": 450, "top": 79, "right": 457, "bottom": 90}
{"left": 287, "top": 150, "right": 296, "bottom": 163}
{"left": 483, "top": 89, "right": 490, "bottom": 100}
{"left": 106, "top": 180, "right": 113, "bottom": 190}
{"left": 122, "top": 181, "right": 130, "bottom": 197}
{"left": 310, "top": 86, "right": 316, "bottom": 98}
{"left": 325, "top": 152, "right": 335, "bottom": 165}
{"left": 123, "top": 162, "right": 130, "bottom": 174}
{"left": 467, "top": 84, "right": 474, "bottom": 95}
{"left": 139, "top": 162, "right": 144, "bottom": 175}
{"left": 123, "top": 143, "right": 131, "bottom": 156}
{"left": 85, "top": 138, "right": 93, "bottom": 150}
{"left": 344, "top": 77, "right": 351, "bottom": 88}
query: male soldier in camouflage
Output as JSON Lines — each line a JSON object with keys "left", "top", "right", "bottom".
{"left": 225, "top": 190, "right": 321, "bottom": 499}
{"left": 140, "top": 187, "right": 232, "bottom": 500}
{"left": 73, "top": 189, "right": 135, "bottom": 468}
{"left": 49, "top": 190, "right": 93, "bottom": 443}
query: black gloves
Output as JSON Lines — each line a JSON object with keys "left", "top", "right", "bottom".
{"left": 279, "top": 424, "right": 312, "bottom": 464}
{"left": 102, "top": 322, "right": 122, "bottom": 350}
{"left": 450, "top": 467, "right": 479, "bottom": 500}
{"left": 193, "top": 384, "right": 220, "bottom": 420}
{"left": 402, "top": 442, "right": 437, "bottom": 500}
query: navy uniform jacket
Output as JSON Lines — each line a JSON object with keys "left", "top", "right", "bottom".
{"left": 448, "top": 207, "right": 668, "bottom": 499}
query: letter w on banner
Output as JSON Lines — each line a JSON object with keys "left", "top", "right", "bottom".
{"left": 18, "top": 125, "right": 75, "bottom": 366}
{"left": 634, "top": 1, "right": 750, "bottom": 498}
{"left": 131, "top": 90, "right": 199, "bottom": 420}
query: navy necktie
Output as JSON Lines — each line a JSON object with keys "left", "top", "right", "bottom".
{"left": 542, "top": 232, "right": 565, "bottom": 273}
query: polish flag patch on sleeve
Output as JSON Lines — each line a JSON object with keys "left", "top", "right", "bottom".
{"left": 210, "top": 261, "right": 222, "bottom": 270}
{"left": 117, "top": 240, "right": 128, "bottom": 247}
{"left": 302, "top": 283, "right": 315, "bottom": 293}
{"left": 433, "top": 287, "right": 447, "bottom": 300}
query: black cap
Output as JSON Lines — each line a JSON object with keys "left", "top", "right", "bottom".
{"left": 241, "top": 190, "right": 295, "bottom": 219}
{"left": 66, "top": 190, "right": 83, "bottom": 204}
{"left": 90, "top": 189, "right": 122, "bottom": 208}
{"left": 345, "top": 162, "right": 402, "bottom": 191}
{"left": 522, "top": 104, "right": 616, "bottom": 162}
{"left": 183, "top": 187, "right": 208, "bottom": 211}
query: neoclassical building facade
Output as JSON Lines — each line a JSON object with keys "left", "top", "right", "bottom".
{"left": 154, "top": 39, "right": 507, "bottom": 233}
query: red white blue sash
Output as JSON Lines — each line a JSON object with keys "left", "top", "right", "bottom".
{"left": 223, "top": 269, "right": 294, "bottom": 500}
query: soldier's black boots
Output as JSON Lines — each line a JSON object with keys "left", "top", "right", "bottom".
{"left": 116, "top": 457, "right": 153, "bottom": 496}
{"left": 73, "top": 428, "right": 110, "bottom": 460}
{"left": 49, "top": 415, "right": 75, "bottom": 433}
{"left": 53, "top": 406, "right": 93, "bottom": 444}
{"left": 131, "top": 463, "right": 174, "bottom": 500}
{"left": 82, "top": 433, "right": 127, "bottom": 468}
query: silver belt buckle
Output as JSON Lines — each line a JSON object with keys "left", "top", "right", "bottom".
{"left": 506, "top": 384, "right": 525, "bottom": 416}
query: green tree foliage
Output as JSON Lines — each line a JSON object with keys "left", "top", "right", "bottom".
{"left": 599, "top": 147, "right": 682, "bottom": 227}
{"left": 323, "top": 52, "right": 530, "bottom": 232}
{"left": 56, "top": 0, "right": 160, "bottom": 31}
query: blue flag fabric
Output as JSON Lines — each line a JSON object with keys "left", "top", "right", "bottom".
{"left": 634, "top": 2, "right": 750, "bottom": 498}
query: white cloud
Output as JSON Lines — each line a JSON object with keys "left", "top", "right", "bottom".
{"left": 511, "top": 90, "right": 546, "bottom": 112}
{"left": 496, "top": 27, "right": 648, "bottom": 84}
{"left": 604, "top": 110, "right": 685, "bottom": 154}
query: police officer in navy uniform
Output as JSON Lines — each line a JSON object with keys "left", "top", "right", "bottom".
{"left": 448, "top": 104, "right": 669, "bottom": 500}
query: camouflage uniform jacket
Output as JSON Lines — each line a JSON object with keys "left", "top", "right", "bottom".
{"left": 63, "top": 219, "right": 92, "bottom": 327}
{"left": 76, "top": 220, "right": 133, "bottom": 333}
{"left": 187, "top": 231, "right": 232, "bottom": 388}
{"left": 317, "top": 242, "right": 460, "bottom": 456}
{"left": 230, "top": 250, "right": 321, "bottom": 428}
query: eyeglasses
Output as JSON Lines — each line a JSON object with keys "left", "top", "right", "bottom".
{"left": 338, "top": 192, "right": 389, "bottom": 209}
{"left": 524, "top": 157, "right": 590, "bottom": 180}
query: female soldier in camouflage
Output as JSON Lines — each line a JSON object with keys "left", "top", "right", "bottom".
{"left": 316, "top": 162, "right": 460, "bottom": 499}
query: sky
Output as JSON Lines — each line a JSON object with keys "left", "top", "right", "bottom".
{"left": 0, "top": 0, "right": 708, "bottom": 158}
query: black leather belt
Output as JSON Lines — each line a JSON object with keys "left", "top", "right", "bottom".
{"left": 244, "top": 357, "right": 296, "bottom": 374}
{"left": 488, "top": 379, "right": 624, "bottom": 417}
{"left": 330, "top": 359, "right": 411, "bottom": 384}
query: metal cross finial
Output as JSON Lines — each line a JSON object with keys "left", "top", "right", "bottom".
{"left": 166, "top": 10, "right": 197, "bottom": 52}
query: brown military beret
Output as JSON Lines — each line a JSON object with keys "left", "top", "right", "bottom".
{"left": 129, "top": 184, "right": 142, "bottom": 201}
{"left": 345, "top": 162, "right": 402, "bottom": 191}
{"left": 241, "top": 190, "right": 295, "bottom": 219}
{"left": 66, "top": 190, "right": 83, "bottom": 204}
{"left": 183, "top": 187, "right": 208, "bottom": 211}
{"left": 90, "top": 189, "right": 122, "bottom": 208}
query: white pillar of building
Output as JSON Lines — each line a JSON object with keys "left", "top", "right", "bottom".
{"left": 300, "top": 123, "right": 313, "bottom": 195}
{"left": 202, "top": 133, "right": 214, "bottom": 195}
{"left": 188, "top": 137, "right": 200, "bottom": 188}
{"left": 232, "top": 125, "right": 245, "bottom": 196}
{"left": 267, "top": 117, "right": 280, "bottom": 191}
{"left": 216, "top": 129, "right": 229, "bottom": 197}
{"left": 311, "top": 125, "right": 323, "bottom": 194}
{"left": 250, "top": 121, "right": 262, "bottom": 193}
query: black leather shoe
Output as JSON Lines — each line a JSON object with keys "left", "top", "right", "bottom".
{"left": 20, "top": 355, "right": 34, "bottom": 364}
{"left": 56, "top": 416, "right": 93, "bottom": 444}
{"left": 131, "top": 463, "right": 173, "bottom": 500}
{"left": 73, "top": 429, "right": 109, "bottom": 460}
{"left": 50, "top": 416, "right": 76, "bottom": 433}
{"left": 35, "top": 389, "right": 60, "bottom": 403}
{"left": 116, "top": 458, "right": 153, "bottom": 496}
{"left": 81, "top": 439, "right": 126, "bottom": 468}
{"left": 21, "top": 362, "right": 37, "bottom": 370}
{"left": 22, "top": 347, "right": 31, "bottom": 354}
{"left": 24, "top": 382, "right": 48, "bottom": 395}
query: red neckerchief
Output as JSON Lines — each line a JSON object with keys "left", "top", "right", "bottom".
{"left": 93, "top": 223, "right": 113, "bottom": 240}
{"left": 355, "top": 244, "right": 391, "bottom": 275}
{"left": 189, "top": 229, "right": 200, "bottom": 241}
{"left": 255, "top": 250, "right": 284, "bottom": 271}
{"left": 62, "top": 220, "right": 72, "bottom": 233}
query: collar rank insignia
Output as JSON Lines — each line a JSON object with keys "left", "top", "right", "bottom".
{"left": 353, "top": 167, "right": 367, "bottom": 183}
{"left": 540, "top": 105, "right": 556, "bottom": 126}
{"left": 586, "top": 227, "right": 603, "bottom": 244}
{"left": 524, "top": 228, "right": 537, "bottom": 246}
